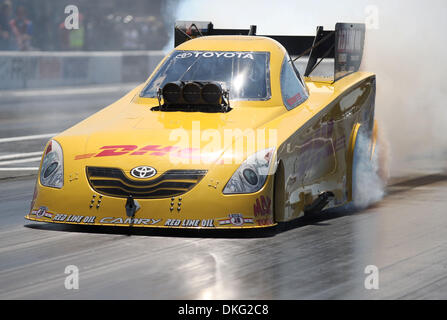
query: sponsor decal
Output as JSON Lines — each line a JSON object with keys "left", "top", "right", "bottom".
{"left": 31, "top": 206, "right": 53, "bottom": 219}
{"left": 175, "top": 51, "right": 254, "bottom": 60}
{"left": 164, "top": 218, "right": 215, "bottom": 228}
{"left": 99, "top": 217, "right": 161, "bottom": 225}
{"left": 253, "top": 195, "right": 273, "bottom": 226}
{"left": 74, "top": 145, "right": 200, "bottom": 160}
{"left": 52, "top": 215, "right": 162, "bottom": 225}
{"left": 53, "top": 214, "right": 96, "bottom": 223}
{"left": 253, "top": 195, "right": 271, "bottom": 217}
{"left": 286, "top": 92, "right": 302, "bottom": 106}
{"left": 217, "top": 213, "right": 253, "bottom": 226}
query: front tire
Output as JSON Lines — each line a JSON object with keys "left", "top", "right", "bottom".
{"left": 273, "top": 161, "right": 286, "bottom": 224}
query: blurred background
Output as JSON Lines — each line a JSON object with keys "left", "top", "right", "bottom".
{"left": 0, "top": 0, "right": 175, "bottom": 51}
{"left": 0, "top": 0, "right": 180, "bottom": 91}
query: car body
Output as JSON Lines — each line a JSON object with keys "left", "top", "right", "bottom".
{"left": 26, "top": 22, "right": 378, "bottom": 230}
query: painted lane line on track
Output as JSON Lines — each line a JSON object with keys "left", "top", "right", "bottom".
{"left": 0, "top": 152, "right": 42, "bottom": 161}
{"left": 0, "top": 167, "right": 38, "bottom": 171}
{"left": 0, "top": 157, "right": 42, "bottom": 165}
{"left": 0, "top": 133, "right": 58, "bottom": 144}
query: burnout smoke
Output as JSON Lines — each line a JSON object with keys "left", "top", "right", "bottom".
{"left": 351, "top": 129, "right": 388, "bottom": 209}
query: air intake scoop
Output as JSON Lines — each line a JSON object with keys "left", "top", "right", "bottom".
{"left": 154, "top": 81, "right": 231, "bottom": 113}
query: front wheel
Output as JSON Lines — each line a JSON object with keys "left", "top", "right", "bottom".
{"left": 273, "top": 161, "right": 286, "bottom": 223}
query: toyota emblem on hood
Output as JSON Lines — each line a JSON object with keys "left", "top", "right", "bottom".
{"left": 130, "top": 166, "right": 157, "bottom": 179}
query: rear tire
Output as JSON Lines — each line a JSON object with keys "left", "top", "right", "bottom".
{"left": 350, "top": 124, "right": 386, "bottom": 209}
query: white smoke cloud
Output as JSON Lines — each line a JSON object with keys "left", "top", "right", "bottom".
{"left": 351, "top": 130, "right": 386, "bottom": 209}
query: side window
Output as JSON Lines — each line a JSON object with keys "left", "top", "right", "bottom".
{"left": 280, "top": 56, "right": 308, "bottom": 110}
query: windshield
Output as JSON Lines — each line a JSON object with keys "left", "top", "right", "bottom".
{"left": 140, "top": 50, "right": 271, "bottom": 100}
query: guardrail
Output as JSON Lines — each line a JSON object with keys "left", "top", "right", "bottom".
{"left": 0, "top": 51, "right": 165, "bottom": 90}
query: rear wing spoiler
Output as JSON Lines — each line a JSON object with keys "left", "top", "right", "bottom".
{"left": 174, "top": 21, "right": 365, "bottom": 82}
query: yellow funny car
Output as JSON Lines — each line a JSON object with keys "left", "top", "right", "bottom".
{"left": 26, "top": 21, "right": 380, "bottom": 230}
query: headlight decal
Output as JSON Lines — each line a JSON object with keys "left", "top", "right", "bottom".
{"left": 40, "top": 140, "right": 64, "bottom": 189}
{"left": 222, "top": 147, "right": 276, "bottom": 194}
